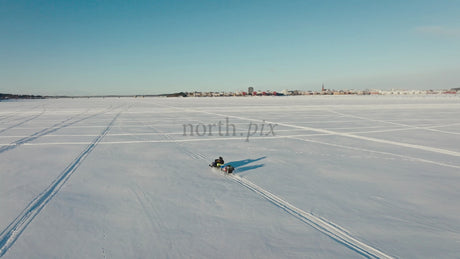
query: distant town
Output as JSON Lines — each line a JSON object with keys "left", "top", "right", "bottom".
{"left": 183, "top": 85, "right": 460, "bottom": 97}
{"left": 1, "top": 86, "right": 459, "bottom": 100}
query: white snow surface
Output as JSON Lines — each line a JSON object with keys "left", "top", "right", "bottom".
{"left": 1, "top": 95, "right": 460, "bottom": 258}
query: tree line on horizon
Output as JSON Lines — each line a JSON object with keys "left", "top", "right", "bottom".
{"left": 0, "top": 93, "right": 45, "bottom": 100}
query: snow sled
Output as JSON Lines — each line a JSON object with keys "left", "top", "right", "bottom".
{"left": 209, "top": 163, "right": 235, "bottom": 174}
{"left": 222, "top": 165, "right": 235, "bottom": 174}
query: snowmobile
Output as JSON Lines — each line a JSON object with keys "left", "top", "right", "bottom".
{"left": 209, "top": 157, "right": 224, "bottom": 168}
{"left": 209, "top": 157, "right": 234, "bottom": 174}
{"left": 209, "top": 163, "right": 235, "bottom": 174}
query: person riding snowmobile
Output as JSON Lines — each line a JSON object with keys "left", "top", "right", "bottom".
{"left": 211, "top": 157, "right": 224, "bottom": 168}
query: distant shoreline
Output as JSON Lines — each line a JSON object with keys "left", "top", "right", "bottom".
{"left": 1, "top": 89, "right": 459, "bottom": 101}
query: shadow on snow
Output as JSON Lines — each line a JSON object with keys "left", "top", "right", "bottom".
{"left": 226, "top": 156, "right": 266, "bottom": 174}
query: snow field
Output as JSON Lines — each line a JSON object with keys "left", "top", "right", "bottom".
{"left": 1, "top": 95, "right": 460, "bottom": 258}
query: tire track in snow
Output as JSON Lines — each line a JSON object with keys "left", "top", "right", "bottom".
{"left": 0, "top": 112, "right": 121, "bottom": 257}
{"left": 14, "top": 134, "right": 460, "bottom": 170}
{"left": 227, "top": 173, "right": 394, "bottom": 259}
{"left": 150, "top": 102, "right": 460, "bottom": 157}
{"left": 181, "top": 148, "right": 393, "bottom": 258}
{"left": 329, "top": 110, "right": 460, "bottom": 135}
{"left": 0, "top": 107, "right": 46, "bottom": 135}
{"left": 0, "top": 104, "right": 43, "bottom": 125}
{"left": 0, "top": 108, "right": 112, "bottom": 155}
{"left": 197, "top": 110, "right": 460, "bottom": 158}
{"left": 151, "top": 104, "right": 394, "bottom": 258}
{"left": 287, "top": 136, "right": 460, "bottom": 170}
{"left": 127, "top": 114, "right": 209, "bottom": 161}
{"left": 206, "top": 166, "right": 394, "bottom": 258}
{"left": 143, "top": 102, "right": 398, "bottom": 257}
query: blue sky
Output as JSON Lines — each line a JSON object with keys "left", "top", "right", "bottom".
{"left": 1, "top": 0, "right": 459, "bottom": 95}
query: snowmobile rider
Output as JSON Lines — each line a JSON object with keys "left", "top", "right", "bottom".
{"left": 217, "top": 156, "right": 224, "bottom": 166}
{"left": 211, "top": 157, "right": 224, "bottom": 167}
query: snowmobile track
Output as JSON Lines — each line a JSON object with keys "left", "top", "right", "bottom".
{"left": 0, "top": 112, "right": 121, "bottom": 257}
{"left": 227, "top": 173, "right": 394, "bottom": 259}
{"left": 0, "top": 108, "right": 114, "bottom": 155}
{"left": 0, "top": 108, "right": 45, "bottom": 135}
{"left": 207, "top": 162, "right": 393, "bottom": 258}
{"left": 153, "top": 103, "right": 395, "bottom": 258}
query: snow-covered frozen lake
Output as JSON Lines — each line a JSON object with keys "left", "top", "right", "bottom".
{"left": 1, "top": 95, "right": 460, "bottom": 258}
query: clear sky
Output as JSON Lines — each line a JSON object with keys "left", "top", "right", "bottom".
{"left": 1, "top": 0, "right": 459, "bottom": 95}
